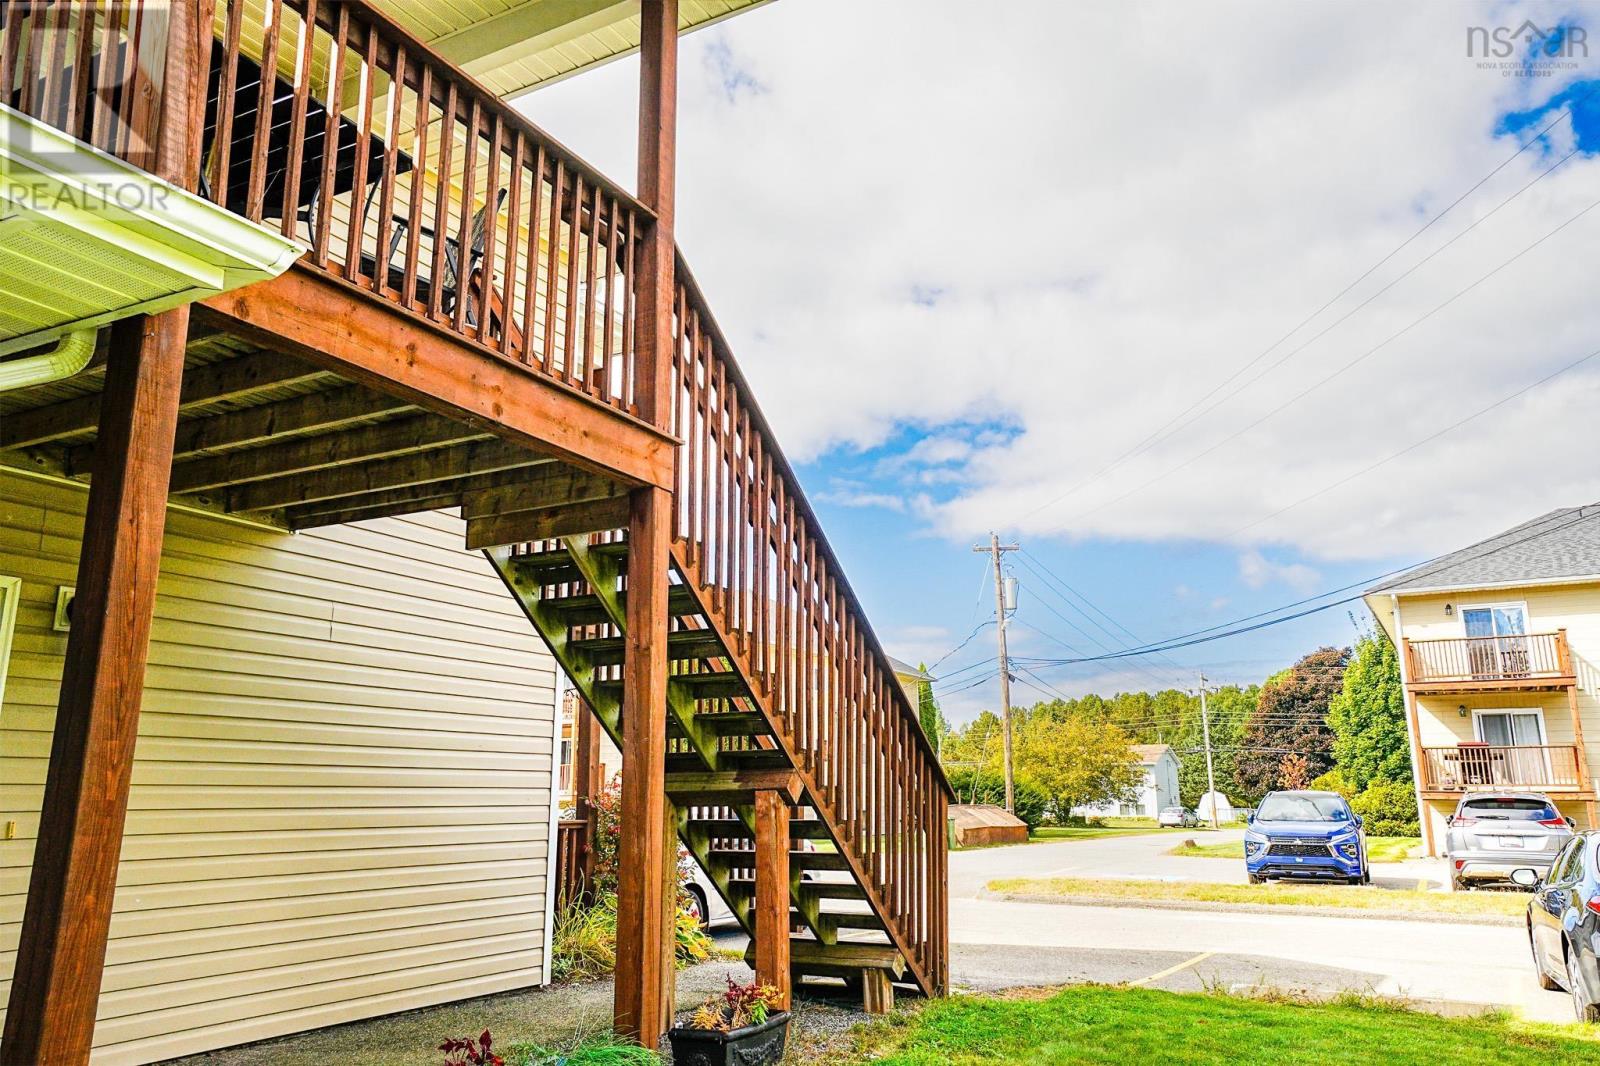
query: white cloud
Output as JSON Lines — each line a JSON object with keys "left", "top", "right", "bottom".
{"left": 1238, "top": 550, "right": 1321, "bottom": 593}
{"left": 523, "top": 1, "right": 1600, "bottom": 565}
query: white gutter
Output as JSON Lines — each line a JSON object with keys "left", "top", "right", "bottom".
{"left": 0, "top": 329, "right": 96, "bottom": 393}
{"left": 1391, "top": 595, "right": 1435, "bottom": 857}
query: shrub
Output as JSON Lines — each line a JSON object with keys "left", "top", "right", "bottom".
{"left": 440, "top": 1030, "right": 503, "bottom": 1066}
{"left": 1350, "top": 779, "right": 1419, "bottom": 836}
{"left": 551, "top": 892, "right": 712, "bottom": 984}
{"left": 943, "top": 768, "right": 1049, "bottom": 829}
{"left": 1309, "top": 768, "right": 1355, "bottom": 799}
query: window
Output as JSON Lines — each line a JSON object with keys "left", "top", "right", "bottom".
{"left": 1549, "top": 840, "right": 1581, "bottom": 884}
{"left": 0, "top": 576, "right": 17, "bottom": 709}
{"left": 1473, "top": 710, "right": 1546, "bottom": 747}
{"left": 1461, "top": 604, "right": 1530, "bottom": 677}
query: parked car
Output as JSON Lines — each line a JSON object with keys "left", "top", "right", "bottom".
{"left": 1158, "top": 806, "right": 1199, "bottom": 828}
{"left": 683, "top": 863, "right": 737, "bottom": 932}
{"left": 1445, "top": 792, "right": 1574, "bottom": 892}
{"left": 1519, "top": 832, "right": 1600, "bottom": 1022}
{"left": 1243, "top": 790, "right": 1368, "bottom": 884}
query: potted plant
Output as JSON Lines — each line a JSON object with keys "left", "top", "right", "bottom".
{"left": 667, "top": 977, "right": 789, "bottom": 1066}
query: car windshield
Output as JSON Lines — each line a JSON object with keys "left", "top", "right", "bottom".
{"left": 1256, "top": 794, "right": 1350, "bottom": 823}
{"left": 1461, "top": 797, "right": 1554, "bottom": 821}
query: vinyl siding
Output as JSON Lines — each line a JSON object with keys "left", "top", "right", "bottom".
{"left": 0, "top": 471, "right": 556, "bottom": 1065}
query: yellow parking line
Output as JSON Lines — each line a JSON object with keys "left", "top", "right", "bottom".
{"left": 1131, "top": 951, "right": 1215, "bottom": 987}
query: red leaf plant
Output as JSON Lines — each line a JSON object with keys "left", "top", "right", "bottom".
{"left": 439, "top": 1028, "right": 504, "bottom": 1066}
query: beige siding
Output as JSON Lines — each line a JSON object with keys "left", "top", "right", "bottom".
{"left": 0, "top": 472, "right": 556, "bottom": 1065}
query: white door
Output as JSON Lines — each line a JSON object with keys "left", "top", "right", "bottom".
{"left": 1474, "top": 710, "right": 1548, "bottom": 784}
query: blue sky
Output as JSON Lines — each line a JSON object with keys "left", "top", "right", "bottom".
{"left": 526, "top": 2, "right": 1600, "bottom": 724}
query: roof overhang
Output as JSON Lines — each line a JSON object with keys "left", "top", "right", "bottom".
{"left": 374, "top": 0, "right": 776, "bottom": 103}
{"left": 0, "top": 104, "right": 303, "bottom": 357}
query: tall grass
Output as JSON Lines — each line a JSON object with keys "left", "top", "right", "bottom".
{"left": 550, "top": 893, "right": 713, "bottom": 984}
{"left": 506, "top": 1031, "right": 661, "bottom": 1066}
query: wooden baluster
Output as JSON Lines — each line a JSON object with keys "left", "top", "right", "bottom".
{"left": 427, "top": 82, "right": 458, "bottom": 319}
{"left": 400, "top": 61, "right": 431, "bottom": 307}
{"left": 581, "top": 182, "right": 601, "bottom": 390}
{"left": 540, "top": 161, "right": 564, "bottom": 374}
{"left": 66, "top": 2, "right": 96, "bottom": 140}
{"left": 561, "top": 174, "right": 585, "bottom": 384}
{"left": 0, "top": 2, "right": 26, "bottom": 115}
{"left": 14, "top": 2, "right": 42, "bottom": 118}
{"left": 370, "top": 36, "right": 403, "bottom": 291}
{"left": 601, "top": 195, "right": 620, "bottom": 397}
{"left": 245, "top": 0, "right": 283, "bottom": 222}
{"left": 206, "top": 0, "right": 241, "bottom": 201}
{"left": 312, "top": 4, "right": 347, "bottom": 265}
{"left": 279, "top": 0, "right": 318, "bottom": 238}
{"left": 341, "top": 21, "right": 376, "bottom": 280}
{"left": 39, "top": 0, "right": 70, "bottom": 127}
{"left": 517, "top": 143, "right": 546, "bottom": 364}
{"left": 475, "top": 111, "right": 503, "bottom": 342}
{"left": 498, "top": 130, "right": 523, "bottom": 356}
{"left": 622, "top": 212, "right": 638, "bottom": 410}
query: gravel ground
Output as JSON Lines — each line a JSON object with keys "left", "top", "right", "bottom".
{"left": 161, "top": 963, "right": 896, "bottom": 1066}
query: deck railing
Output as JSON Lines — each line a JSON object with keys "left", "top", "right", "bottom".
{"left": 1420, "top": 744, "right": 1583, "bottom": 791}
{"left": 3, "top": 0, "right": 647, "bottom": 416}
{"left": 554, "top": 818, "right": 591, "bottom": 914}
{"left": 1405, "top": 630, "right": 1571, "bottom": 687}
{"left": 670, "top": 256, "right": 951, "bottom": 993}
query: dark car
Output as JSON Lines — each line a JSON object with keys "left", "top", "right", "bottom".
{"left": 1244, "top": 790, "right": 1368, "bottom": 885}
{"left": 1522, "top": 831, "right": 1600, "bottom": 1022}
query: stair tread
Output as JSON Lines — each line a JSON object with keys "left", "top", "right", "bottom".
{"left": 571, "top": 629, "right": 725, "bottom": 665}
{"left": 541, "top": 585, "right": 699, "bottom": 625}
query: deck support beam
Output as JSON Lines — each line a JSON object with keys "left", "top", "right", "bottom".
{"left": 613, "top": 0, "right": 678, "bottom": 1047}
{"left": 753, "top": 790, "right": 792, "bottom": 1010}
{"left": 2, "top": 2, "right": 208, "bottom": 1058}
{"left": 1, "top": 311, "right": 190, "bottom": 1064}
{"left": 614, "top": 488, "right": 677, "bottom": 1046}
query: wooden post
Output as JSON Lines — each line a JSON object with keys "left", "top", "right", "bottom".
{"left": 753, "top": 790, "right": 792, "bottom": 1009}
{"left": 1561, "top": 628, "right": 1596, "bottom": 826}
{"left": 2, "top": 3, "right": 207, "bottom": 1061}
{"left": 571, "top": 694, "right": 603, "bottom": 894}
{"left": 614, "top": 0, "right": 678, "bottom": 1048}
{"left": 613, "top": 487, "right": 675, "bottom": 1046}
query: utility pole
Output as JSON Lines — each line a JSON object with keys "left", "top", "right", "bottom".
{"left": 1198, "top": 672, "right": 1219, "bottom": 829}
{"left": 973, "top": 533, "right": 1019, "bottom": 812}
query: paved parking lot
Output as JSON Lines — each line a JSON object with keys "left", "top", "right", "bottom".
{"left": 943, "top": 830, "right": 1575, "bottom": 1023}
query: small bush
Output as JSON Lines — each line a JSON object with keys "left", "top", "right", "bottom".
{"left": 1350, "top": 779, "right": 1419, "bottom": 836}
{"left": 551, "top": 892, "right": 713, "bottom": 984}
{"left": 1309, "top": 768, "right": 1355, "bottom": 799}
{"left": 944, "top": 768, "right": 1049, "bottom": 829}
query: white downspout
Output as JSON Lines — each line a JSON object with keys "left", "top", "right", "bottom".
{"left": 0, "top": 329, "right": 96, "bottom": 393}
{"left": 1391, "top": 595, "right": 1434, "bottom": 856}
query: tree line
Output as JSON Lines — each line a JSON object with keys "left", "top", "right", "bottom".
{"left": 934, "top": 625, "right": 1419, "bottom": 833}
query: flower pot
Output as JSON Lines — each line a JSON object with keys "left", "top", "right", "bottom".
{"left": 667, "top": 1010, "right": 789, "bottom": 1066}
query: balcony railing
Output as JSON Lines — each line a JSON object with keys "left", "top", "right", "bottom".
{"left": 1404, "top": 630, "right": 1573, "bottom": 689}
{"left": 3, "top": 0, "right": 648, "bottom": 416}
{"left": 1420, "top": 744, "right": 1584, "bottom": 792}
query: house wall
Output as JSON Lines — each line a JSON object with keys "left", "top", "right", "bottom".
{"left": 0, "top": 471, "right": 558, "bottom": 1065}
{"left": 1393, "top": 585, "right": 1600, "bottom": 847}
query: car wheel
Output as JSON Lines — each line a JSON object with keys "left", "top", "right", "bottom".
{"left": 1571, "top": 946, "right": 1600, "bottom": 1023}
{"left": 1450, "top": 876, "right": 1467, "bottom": 893}
{"left": 1361, "top": 866, "right": 1371, "bottom": 886}
{"left": 1248, "top": 873, "right": 1265, "bottom": 885}
{"left": 1533, "top": 926, "right": 1561, "bottom": 991}
{"left": 684, "top": 884, "right": 710, "bottom": 934}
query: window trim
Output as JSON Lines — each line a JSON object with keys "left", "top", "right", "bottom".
{"left": 0, "top": 575, "right": 18, "bottom": 709}
{"left": 1458, "top": 601, "right": 1530, "bottom": 638}
{"left": 1470, "top": 707, "right": 1548, "bottom": 746}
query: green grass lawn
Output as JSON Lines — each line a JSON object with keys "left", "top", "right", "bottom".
{"left": 1166, "top": 836, "right": 1422, "bottom": 862}
{"left": 845, "top": 986, "right": 1599, "bottom": 1065}
{"left": 986, "top": 877, "right": 1528, "bottom": 919}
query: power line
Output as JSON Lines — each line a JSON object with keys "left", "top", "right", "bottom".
{"left": 1010, "top": 94, "right": 1594, "bottom": 530}
{"left": 1069, "top": 190, "right": 1600, "bottom": 526}
{"left": 1014, "top": 549, "right": 1190, "bottom": 679}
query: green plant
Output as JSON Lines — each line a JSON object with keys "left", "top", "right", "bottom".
{"left": 506, "top": 1031, "right": 660, "bottom": 1066}
{"left": 1350, "top": 779, "right": 1419, "bottom": 836}
{"left": 550, "top": 892, "right": 713, "bottom": 984}
{"left": 439, "top": 1030, "right": 504, "bottom": 1066}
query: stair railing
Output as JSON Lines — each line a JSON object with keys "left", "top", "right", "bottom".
{"left": 669, "top": 253, "right": 951, "bottom": 993}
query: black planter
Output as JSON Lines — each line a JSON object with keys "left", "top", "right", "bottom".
{"left": 667, "top": 1010, "right": 789, "bottom": 1066}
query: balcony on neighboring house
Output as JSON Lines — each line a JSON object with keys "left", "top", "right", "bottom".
{"left": 1402, "top": 629, "right": 1577, "bottom": 694}
{"left": 1419, "top": 742, "right": 1586, "bottom": 794}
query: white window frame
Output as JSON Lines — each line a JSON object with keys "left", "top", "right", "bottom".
{"left": 1458, "top": 601, "right": 1531, "bottom": 637}
{"left": 0, "top": 576, "right": 19, "bottom": 709}
{"left": 1471, "top": 707, "right": 1548, "bottom": 746}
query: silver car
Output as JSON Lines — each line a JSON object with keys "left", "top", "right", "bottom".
{"left": 1445, "top": 792, "right": 1575, "bottom": 891}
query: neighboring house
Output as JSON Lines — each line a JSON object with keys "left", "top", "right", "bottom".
{"left": 1073, "top": 743, "right": 1181, "bottom": 819}
{"left": 1365, "top": 505, "right": 1600, "bottom": 857}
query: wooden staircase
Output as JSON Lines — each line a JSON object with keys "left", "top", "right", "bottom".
{"left": 487, "top": 535, "right": 938, "bottom": 997}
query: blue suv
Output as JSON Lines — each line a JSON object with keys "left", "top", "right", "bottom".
{"left": 1244, "top": 790, "right": 1369, "bottom": 885}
